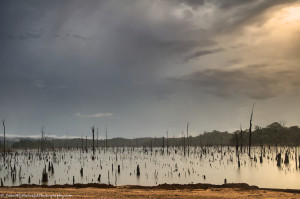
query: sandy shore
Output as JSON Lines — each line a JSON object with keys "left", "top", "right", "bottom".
{"left": 1, "top": 183, "right": 300, "bottom": 198}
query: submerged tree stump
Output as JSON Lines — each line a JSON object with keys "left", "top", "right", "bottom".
{"left": 137, "top": 165, "right": 140, "bottom": 176}
{"left": 80, "top": 167, "right": 83, "bottom": 177}
{"left": 51, "top": 163, "right": 54, "bottom": 174}
{"left": 42, "top": 167, "right": 48, "bottom": 183}
{"left": 284, "top": 152, "right": 289, "bottom": 164}
{"left": 260, "top": 155, "right": 263, "bottom": 163}
{"left": 276, "top": 153, "right": 281, "bottom": 167}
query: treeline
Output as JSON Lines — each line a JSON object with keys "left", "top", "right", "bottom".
{"left": 0, "top": 140, "right": 13, "bottom": 152}
{"left": 230, "top": 122, "right": 300, "bottom": 146}
{"left": 11, "top": 139, "right": 53, "bottom": 149}
{"left": 10, "top": 132, "right": 232, "bottom": 149}
{"left": 8, "top": 122, "right": 300, "bottom": 150}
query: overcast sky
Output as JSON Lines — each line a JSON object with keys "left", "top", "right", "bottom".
{"left": 1, "top": 0, "right": 300, "bottom": 138}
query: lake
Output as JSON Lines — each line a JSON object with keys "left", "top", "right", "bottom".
{"left": 0, "top": 146, "right": 299, "bottom": 189}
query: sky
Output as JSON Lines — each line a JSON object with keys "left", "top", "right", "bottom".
{"left": 0, "top": 0, "right": 300, "bottom": 138}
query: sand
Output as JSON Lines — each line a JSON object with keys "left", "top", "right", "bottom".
{"left": 0, "top": 183, "right": 300, "bottom": 198}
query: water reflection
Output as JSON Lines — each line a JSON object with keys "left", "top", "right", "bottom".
{"left": 0, "top": 146, "right": 299, "bottom": 189}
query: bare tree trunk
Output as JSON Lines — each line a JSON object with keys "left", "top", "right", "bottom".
{"left": 183, "top": 134, "right": 186, "bottom": 157}
{"left": 105, "top": 127, "right": 108, "bottom": 151}
{"left": 41, "top": 127, "right": 45, "bottom": 152}
{"left": 166, "top": 130, "right": 169, "bottom": 155}
{"left": 235, "top": 129, "right": 242, "bottom": 168}
{"left": 182, "top": 132, "right": 184, "bottom": 150}
{"left": 97, "top": 128, "right": 99, "bottom": 149}
{"left": 260, "top": 127, "right": 263, "bottom": 163}
{"left": 173, "top": 134, "right": 175, "bottom": 148}
{"left": 296, "top": 147, "right": 298, "bottom": 170}
{"left": 235, "top": 132, "right": 239, "bottom": 153}
{"left": 237, "top": 152, "right": 240, "bottom": 167}
{"left": 92, "top": 126, "right": 95, "bottom": 155}
{"left": 2, "top": 119, "right": 5, "bottom": 163}
{"left": 221, "top": 135, "right": 223, "bottom": 154}
{"left": 249, "top": 102, "right": 255, "bottom": 157}
{"left": 187, "top": 122, "right": 189, "bottom": 157}
{"left": 85, "top": 135, "right": 88, "bottom": 152}
{"left": 240, "top": 124, "right": 243, "bottom": 153}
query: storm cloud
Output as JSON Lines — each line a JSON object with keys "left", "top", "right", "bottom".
{"left": 0, "top": 0, "right": 299, "bottom": 137}
{"left": 173, "top": 65, "right": 300, "bottom": 99}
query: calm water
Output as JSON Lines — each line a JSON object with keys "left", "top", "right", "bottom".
{"left": 0, "top": 146, "right": 299, "bottom": 189}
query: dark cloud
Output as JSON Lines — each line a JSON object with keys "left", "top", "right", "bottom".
{"left": 172, "top": 65, "right": 300, "bottom": 100}
{"left": 0, "top": 0, "right": 299, "bottom": 136}
{"left": 184, "top": 48, "right": 224, "bottom": 62}
{"left": 176, "top": 0, "right": 205, "bottom": 7}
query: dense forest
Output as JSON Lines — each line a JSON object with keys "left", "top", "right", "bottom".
{"left": 1, "top": 122, "right": 300, "bottom": 150}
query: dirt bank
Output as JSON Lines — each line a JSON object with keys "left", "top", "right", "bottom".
{"left": 0, "top": 183, "right": 300, "bottom": 198}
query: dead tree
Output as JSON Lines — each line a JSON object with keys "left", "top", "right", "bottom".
{"left": 41, "top": 127, "right": 45, "bottom": 152}
{"left": 221, "top": 135, "right": 223, "bottom": 154}
{"left": 166, "top": 130, "right": 169, "bottom": 154}
{"left": 284, "top": 151, "right": 289, "bottom": 164}
{"left": 235, "top": 131, "right": 239, "bottom": 153}
{"left": 296, "top": 148, "right": 298, "bottom": 169}
{"left": 259, "top": 126, "right": 263, "bottom": 163}
{"left": 81, "top": 136, "right": 84, "bottom": 152}
{"left": 240, "top": 124, "right": 243, "bottom": 153}
{"left": 85, "top": 135, "right": 88, "bottom": 152}
{"left": 2, "top": 118, "right": 5, "bottom": 162}
{"left": 249, "top": 102, "right": 255, "bottom": 157}
{"left": 181, "top": 132, "right": 184, "bottom": 150}
{"left": 173, "top": 134, "right": 175, "bottom": 148}
{"left": 237, "top": 152, "right": 240, "bottom": 168}
{"left": 92, "top": 126, "right": 95, "bottom": 155}
{"left": 183, "top": 133, "right": 186, "bottom": 157}
{"left": 105, "top": 127, "right": 108, "bottom": 150}
{"left": 276, "top": 153, "right": 281, "bottom": 167}
{"left": 187, "top": 122, "right": 189, "bottom": 157}
{"left": 136, "top": 165, "right": 140, "bottom": 176}
{"left": 42, "top": 165, "right": 48, "bottom": 183}
{"left": 97, "top": 128, "right": 99, "bottom": 149}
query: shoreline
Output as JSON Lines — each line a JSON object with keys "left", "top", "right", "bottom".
{"left": 2, "top": 183, "right": 300, "bottom": 193}
{"left": 1, "top": 183, "right": 300, "bottom": 198}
